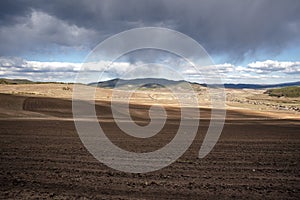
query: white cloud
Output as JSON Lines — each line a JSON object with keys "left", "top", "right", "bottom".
{"left": 214, "top": 63, "right": 236, "bottom": 73}
{"left": 0, "top": 57, "right": 81, "bottom": 82}
{"left": 181, "top": 63, "right": 236, "bottom": 76}
{"left": 0, "top": 57, "right": 299, "bottom": 84}
{"left": 0, "top": 57, "right": 141, "bottom": 82}
{"left": 247, "top": 60, "right": 300, "bottom": 74}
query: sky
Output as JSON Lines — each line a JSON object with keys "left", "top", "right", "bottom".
{"left": 0, "top": 0, "right": 299, "bottom": 84}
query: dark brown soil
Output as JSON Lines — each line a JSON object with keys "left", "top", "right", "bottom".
{"left": 0, "top": 95, "right": 299, "bottom": 199}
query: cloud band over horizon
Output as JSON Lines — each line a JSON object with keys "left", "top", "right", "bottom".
{"left": 0, "top": 57, "right": 299, "bottom": 84}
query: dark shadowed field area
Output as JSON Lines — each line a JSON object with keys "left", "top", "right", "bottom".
{"left": 0, "top": 94, "right": 300, "bottom": 199}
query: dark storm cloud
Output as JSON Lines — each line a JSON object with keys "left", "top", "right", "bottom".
{"left": 0, "top": 0, "right": 299, "bottom": 61}
{"left": 0, "top": 1, "right": 32, "bottom": 26}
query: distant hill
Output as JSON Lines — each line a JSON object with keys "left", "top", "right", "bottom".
{"left": 89, "top": 78, "right": 300, "bottom": 90}
{"left": 89, "top": 78, "right": 190, "bottom": 89}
